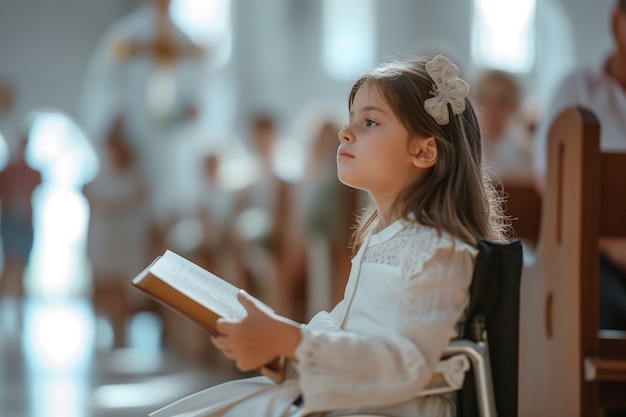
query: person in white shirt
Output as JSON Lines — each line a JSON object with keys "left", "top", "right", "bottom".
{"left": 532, "top": 0, "right": 626, "bottom": 333}
{"left": 79, "top": 0, "right": 207, "bottom": 259}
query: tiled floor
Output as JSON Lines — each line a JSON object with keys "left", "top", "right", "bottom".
{"left": 0, "top": 296, "right": 244, "bottom": 417}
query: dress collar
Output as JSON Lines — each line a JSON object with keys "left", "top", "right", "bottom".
{"left": 369, "top": 218, "right": 409, "bottom": 245}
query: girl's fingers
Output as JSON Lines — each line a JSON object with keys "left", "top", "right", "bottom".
{"left": 211, "top": 335, "right": 226, "bottom": 349}
{"left": 235, "top": 360, "right": 254, "bottom": 373}
{"left": 237, "top": 290, "right": 258, "bottom": 313}
{"left": 212, "top": 336, "right": 236, "bottom": 359}
{"left": 215, "top": 318, "right": 233, "bottom": 335}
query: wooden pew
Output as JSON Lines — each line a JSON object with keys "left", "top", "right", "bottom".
{"left": 519, "top": 106, "right": 626, "bottom": 416}
{"left": 501, "top": 181, "right": 541, "bottom": 245}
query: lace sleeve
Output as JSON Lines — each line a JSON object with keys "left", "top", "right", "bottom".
{"left": 295, "top": 240, "right": 476, "bottom": 413}
{"left": 396, "top": 244, "right": 475, "bottom": 366}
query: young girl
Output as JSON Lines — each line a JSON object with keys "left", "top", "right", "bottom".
{"left": 151, "top": 55, "right": 508, "bottom": 417}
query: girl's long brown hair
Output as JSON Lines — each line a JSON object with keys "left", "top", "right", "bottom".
{"left": 348, "top": 57, "right": 510, "bottom": 255}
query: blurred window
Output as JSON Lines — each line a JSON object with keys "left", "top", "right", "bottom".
{"left": 322, "top": 0, "right": 376, "bottom": 80}
{"left": 472, "top": 0, "right": 536, "bottom": 73}
{"left": 169, "top": 0, "right": 232, "bottom": 67}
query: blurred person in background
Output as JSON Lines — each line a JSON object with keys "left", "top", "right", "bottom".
{"left": 0, "top": 124, "right": 42, "bottom": 331}
{"left": 532, "top": 0, "right": 626, "bottom": 341}
{"left": 230, "top": 114, "right": 292, "bottom": 315}
{"left": 80, "top": 0, "right": 206, "bottom": 262}
{"left": 531, "top": 9, "right": 626, "bottom": 417}
{"left": 286, "top": 117, "right": 359, "bottom": 321}
{"left": 472, "top": 68, "right": 534, "bottom": 186}
{"left": 84, "top": 116, "right": 150, "bottom": 349}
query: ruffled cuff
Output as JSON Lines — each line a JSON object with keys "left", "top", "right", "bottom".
{"left": 416, "top": 354, "right": 470, "bottom": 396}
{"left": 294, "top": 326, "right": 332, "bottom": 376}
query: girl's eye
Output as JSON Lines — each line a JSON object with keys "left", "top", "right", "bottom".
{"left": 365, "top": 119, "right": 377, "bottom": 127}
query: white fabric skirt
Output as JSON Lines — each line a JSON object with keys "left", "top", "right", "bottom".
{"left": 149, "top": 374, "right": 455, "bottom": 417}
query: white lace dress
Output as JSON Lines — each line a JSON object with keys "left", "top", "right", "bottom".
{"left": 151, "top": 220, "right": 478, "bottom": 417}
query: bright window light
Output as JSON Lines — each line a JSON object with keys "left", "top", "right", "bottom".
{"left": 23, "top": 300, "right": 93, "bottom": 372}
{"left": 169, "top": 0, "right": 232, "bottom": 66}
{"left": 322, "top": 0, "right": 377, "bottom": 80}
{"left": 23, "top": 111, "right": 97, "bottom": 298}
{"left": 472, "top": 0, "right": 536, "bottom": 73}
{"left": 29, "top": 376, "right": 87, "bottom": 417}
{"left": 26, "top": 111, "right": 98, "bottom": 186}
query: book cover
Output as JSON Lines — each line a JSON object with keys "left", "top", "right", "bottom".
{"left": 131, "top": 250, "right": 250, "bottom": 336}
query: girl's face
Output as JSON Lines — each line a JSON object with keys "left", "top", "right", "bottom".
{"left": 337, "top": 85, "right": 425, "bottom": 206}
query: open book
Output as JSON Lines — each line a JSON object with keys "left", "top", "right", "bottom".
{"left": 132, "top": 250, "right": 270, "bottom": 336}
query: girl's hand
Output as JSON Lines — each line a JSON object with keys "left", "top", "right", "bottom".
{"left": 211, "top": 290, "right": 302, "bottom": 372}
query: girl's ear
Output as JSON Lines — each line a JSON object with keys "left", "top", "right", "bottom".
{"left": 411, "top": 136, "right": 437, "bottom": 169}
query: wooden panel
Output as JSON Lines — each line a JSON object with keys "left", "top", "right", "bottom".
{"left": 502, "top": 182, "right": 541, "bottom": 243}
{"left": 599, "top": 153, "right": 626, "bottom": 237}
{"left": 519, "top": 107, "right": 594, "bottom": 417}
{"left": 519, "top": 107, "right": 626, "bottom": 417}
{"left": 599, "top": 332, "right": 626, "bottom": 359}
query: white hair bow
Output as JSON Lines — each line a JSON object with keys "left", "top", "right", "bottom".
{"left": 424, "top": 55, "right": 469, "bottom": 125}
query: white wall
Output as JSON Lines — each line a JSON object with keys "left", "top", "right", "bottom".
{"left": 0, "top": 0, "right": 134, "bottom": 150}
{"left": 0, "top": 0, "right": 617, "bottom": 147}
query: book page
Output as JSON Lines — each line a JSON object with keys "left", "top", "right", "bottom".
{"left": 150, "top": 250, "right": 247, "bottom": 321}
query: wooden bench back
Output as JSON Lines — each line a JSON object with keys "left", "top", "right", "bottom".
{"left": 501, "top": 182, "right": 541, "bottom": 244}
{"left": 518, "top": 106, "right": 626, "bottom": 416}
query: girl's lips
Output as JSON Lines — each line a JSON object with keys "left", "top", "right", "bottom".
{"left": 337, "top": 149, "right": 354, "bottom": 158}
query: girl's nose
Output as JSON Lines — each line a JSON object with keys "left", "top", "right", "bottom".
{"left": 338, "top": 126, "right": 353, "bottom": 143}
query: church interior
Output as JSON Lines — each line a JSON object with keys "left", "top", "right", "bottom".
{"left": 0, "top": 0, "right": 624, "bottom": 416}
